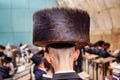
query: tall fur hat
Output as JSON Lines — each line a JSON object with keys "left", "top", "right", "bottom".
{"left": 33, "top": 8, "right": 90, "bottom": 47}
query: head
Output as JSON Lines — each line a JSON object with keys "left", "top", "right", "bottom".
{"left": 31, "top": 50, "right": 44, "bottom": 67}
{"left": 96, "top": 40, "right": 105, "bottom": 47}
{"left": 2, "top": 56, "right": 12, "bottom": 67}
{"left": 0, "top": 45, "right": 5, "bottom": 52}
{"left": 0, "top": 52, "right": 5, "bottom": 57}
{"left": 44, "top": 43, "right": 80, "bottom": 71}
{"left": 102, "top": 42, "right": 110, "bottom": 50}
{"left": 31, "top": 50, "right": 52, "bottom": 70}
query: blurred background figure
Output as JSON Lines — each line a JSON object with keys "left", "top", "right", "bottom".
{"left": 0, "top": 56, "right": 14, "bottom": 79}
{"left": 31, "top": 50, "right": 53, "bottom": 80}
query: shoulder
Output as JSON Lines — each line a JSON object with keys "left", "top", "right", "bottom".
{"left": 34, "top": 68, "right": 46, "bottom": 75}
{"left": 42, "top": 76, "right": 52, "bottom": 80}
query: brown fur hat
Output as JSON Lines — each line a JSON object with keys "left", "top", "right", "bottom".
{"left": 33, "top": 8, "right": 90, "bottom": 47}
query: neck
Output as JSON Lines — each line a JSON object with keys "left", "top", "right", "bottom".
{"left": 38, "top": 63, "right": 45, "bottom": 69}
{"left": 53, "top": 62, "right": 74, "bottom": 72}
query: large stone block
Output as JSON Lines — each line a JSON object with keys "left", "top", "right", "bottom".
{"left": 109, "top": 6, "right": 120, "bottom": 29}
{"left": 105, "top": 0, "right": 120, "bottom": 8}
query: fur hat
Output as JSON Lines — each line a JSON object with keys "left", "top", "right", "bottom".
{"left": 33, "top": 8, "right": 90, "bottom": 47}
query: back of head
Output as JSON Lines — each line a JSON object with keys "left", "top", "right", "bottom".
{"left": 0, "top": 52, "right": 4, "bottom": 57}
{"left": 3, "top": 56, "right": 12, "bottom": 64}
{"left": 96, "top": 40, "right": 105, "bottom": 47}
{"left": 103, "top": 42, "right": 110, "bottom": 50}
{"left": 33, "top": 8, "right": 90, "bottom": 47}
{"left": 46, "top": 43, "right": 76, "bottom": 70}
{"left": 0, "top": 45, "right": 5, "bottom": 52}
{"left": 46, "top": 43, "right": 76, "bottom": 59}
{"left": 31, "top": 50, "right": 44, "bottom": 66}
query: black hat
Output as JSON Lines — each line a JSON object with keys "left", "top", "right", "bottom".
{"left": 0, "top": 52, "right": 4, "bottom": 57}
{"left": 96, "top": 40, "right": 105, "bottom": 47}
{"left": 0, "top": 45, "right": 5, "bottom": 50}
{"left": 3, "top": 56, "right": 12, "bottom": 63}
{"left": 33, "top": 8, "right": 90, "bottom": 47}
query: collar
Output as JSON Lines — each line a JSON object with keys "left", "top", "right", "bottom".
{"left": 55, "top": 70, "right": 75, "bottom": 74}
{"left": 38, "top": 67, "right": 47, "bottom": 73}
{"left": 43, "top": 74, "right": 52, "bottom": 78}
{"left": 53, "top": 71, "right": 81, "bottom": 80}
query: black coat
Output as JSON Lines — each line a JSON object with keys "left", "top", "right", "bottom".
{"left": 87, "top": 48, "right": 110, "bottom": 58}
{"left": 98, "top": 50, "right": 110, "bottom": 58}
{"left": 34, "top": 68, "right": 47, "bottom": 80}
{"left": 0, "top": 71, "right": 3, "bottom": 80}
{"left": 42, "top": 76, "right": 51, "bottom": 80}
{"left": 52, "top": 72, "right": 82, "bottom": 80}
{"left": 0, "top": 66, "right": 11, "bottom": 79}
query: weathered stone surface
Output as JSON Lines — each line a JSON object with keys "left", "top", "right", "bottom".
{"left": 105, "top": 0, "right": 120, "bottom": 8}
{"left": 109, "top": 7, "right": 120, "bottom": 29}
{"left": 112, "top": 29, "right": 120, "bottom": 42}
{"left": 57, "top": 0, "right": 120, "bottom": 49}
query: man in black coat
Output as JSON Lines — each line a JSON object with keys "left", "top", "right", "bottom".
{"left": 31, "top": 50, "right": 52, "bottom": 80}
{"left": 33, "top": 8, "right": 90, "bottom": 80}
{"left": 45, "top": 43, "right": 82, "bottom": 80}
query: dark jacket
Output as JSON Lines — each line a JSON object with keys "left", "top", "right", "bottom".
{"left": 0, "top": 66, "right": 12, "bottom": 79}
{"left": 0, "top": 71, "right": 3, "bottom": 80}
{"left": 85, "top": 48, "right": 110, "bottom": 58}
{"left": 34, "top": 68, "right": 47, "bottom": 80}
{"left": 42, "top": 76, "right": 51, "bottom": 80}
{"left": 98, "top": 50, "right": 110, "bottom": 58}
{"left": 52, "top": 72, "right": 82, "bottom": 80}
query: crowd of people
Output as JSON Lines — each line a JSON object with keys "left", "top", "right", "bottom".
{"left": 0, "top": 43, "right": 39, "bottom": 80}
{"left": 0, "top": 45, "right": 15, "bottom": 80}
{"left": 84, "top": 40, "right": 120, "bottom": 62}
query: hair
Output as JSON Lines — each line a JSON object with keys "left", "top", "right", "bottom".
{"left": 96, "top": 40, "right": 105, "bottom": 47}
{"left": 0, "top": 52, "right": 4, "bottom": 57}
{"left": 102, "top": 42, "right": 110, "bottom": 50}
{"left": 3, "top": 56, "right": 12, "bottom": 63}
{"left": 0, "top": 45, "right": 5, "bottom": 50}
{"left": 33, "top": 8, "right": 90, "bottom": 47}
{"left": 45, "top": 42, "right": 76, "bottom": 52}
{"left": 47, "top": 45, "right": 76, "bottom": 70}
{"left": 36, "top": 49, "right": 44, "bottom": 56}
{"left": 43, "top": 58, "right": 54, "bottom": 73}
{"left": 31, "top": 50, "right": 44, "bottom": 66}
{"left": 31, "top": 50, "right": 53, "bottom": 71}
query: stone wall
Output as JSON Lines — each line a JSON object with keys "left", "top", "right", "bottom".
{"left": 57, "top": 0, "right": 120, "bottom": 49}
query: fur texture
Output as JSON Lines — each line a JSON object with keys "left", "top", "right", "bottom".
{"left": 33, "top": 8, "right": 90, "bottom": 47}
